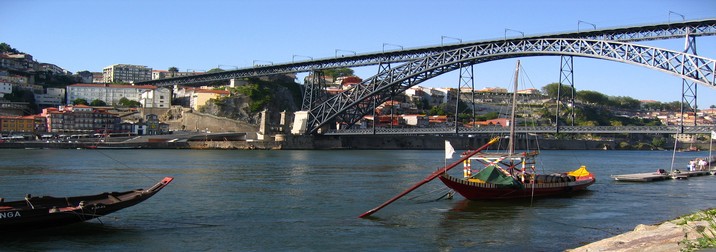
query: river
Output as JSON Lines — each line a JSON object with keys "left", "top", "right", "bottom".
{"left": 0, "top": 149, "right": 714, "bottom": 251}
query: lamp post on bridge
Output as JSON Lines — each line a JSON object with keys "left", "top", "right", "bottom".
{"left": 577, "top": 20, "right": 597, "bottom": 32}
{"left": 382, "top": 43, "right": 404, "bottom": 53}
{"left": 440, "top": 36, "right": 462, "bottom": 46}
{"left": 252, "top": 60, "right": 274, "bottom": 67}
{"left": 335, "top": 49, "right": 356, "bottom": 58}
{"left": 504, "top": 28, "right": 524, "bottom": 40}
{"left": 292, "top": 55, "right": 313, "bottom": 63}
{"left": 218, "top": 65, "right": 238, "bottom": 70}
{"left": 669, "top": 10, "right": 685, "bottom": 23}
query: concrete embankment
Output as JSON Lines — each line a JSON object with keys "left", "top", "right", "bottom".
{"left": 298, "top": 135, "right": 614, "bottom": 150}
{"left": 0, "top": 135, "right": 614, "bottom": 150}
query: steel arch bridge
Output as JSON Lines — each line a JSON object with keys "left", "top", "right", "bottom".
{"left": 305, "top": 38, "right": 716, "bottom": 134}
{"left": 137, "top": 19, "right": 716, "bottom": 87}
{"left": 133, "top": 19, "right": 716, "bottom": 136}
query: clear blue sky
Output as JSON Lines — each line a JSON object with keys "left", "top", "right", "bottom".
{"left": 2, "top": 0, "right": 715, "bottom": 107}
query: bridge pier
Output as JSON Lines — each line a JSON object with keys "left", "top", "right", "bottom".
{"left": 679, "top": 28, "right": 699, "bottom": 133}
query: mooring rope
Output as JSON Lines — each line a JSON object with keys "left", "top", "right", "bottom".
{"left": 92, "top": 149, "right": 157, "bottom": 182}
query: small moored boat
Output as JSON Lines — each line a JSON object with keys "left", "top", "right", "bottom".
{"left": 0, "top": 177, "right": 173, "bottom": 231}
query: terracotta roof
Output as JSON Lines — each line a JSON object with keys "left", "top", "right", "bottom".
{"left": 194, "top": 89, "right": 230, "bottom": 95}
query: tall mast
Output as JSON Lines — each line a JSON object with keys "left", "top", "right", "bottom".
{"left": 507, "top": 60, "right": 520, "bottom": 156}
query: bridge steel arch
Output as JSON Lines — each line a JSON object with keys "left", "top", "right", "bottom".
{"left": 137, "top": 19, "right": 716, "bottom": 87}
{"left": 305, "top": 38, "right": 716, "bottom": 134}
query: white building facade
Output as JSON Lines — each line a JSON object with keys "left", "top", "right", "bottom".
{"left": 0, "top": 81, "right": 11, "bottom": 95}
{"left": 139, "top": 87, "right": 171, "bottom": 108}
{"left": 34, "top": 87, "right": 65, "bottom": 106}
{"left": 66, "top": 83, "right": 157, "bottom": 106}
{"left": 103, "top": 64, "right": 152, "bottom": 83}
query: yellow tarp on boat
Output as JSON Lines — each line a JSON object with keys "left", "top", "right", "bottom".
{"left": 567, "top": 165, "right": 591, "bottom": 177}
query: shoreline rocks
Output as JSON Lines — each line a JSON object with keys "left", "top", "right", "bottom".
{"left": 568, "top": 210, "right": 715, "bottom": 252}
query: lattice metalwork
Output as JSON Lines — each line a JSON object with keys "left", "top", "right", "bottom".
{"left": 322, "top": 125, "right": 716, "bottom": 135}
{"left": 556, "top": 56, "right": 576, "bottom": 127}
{"left": 680, "top": 29, "right": 699, "bottom": 132}
{"left": 137, "top": 19, "right": 716, "bottom": 87}
{"left": 301, "top": 70, "right": 327, "bottom": 111}
{"left": 304, "top": 38, "right": 716, "bottom": 134}
{"left": 456, "top": 62, "right": 476, "bottom": 132}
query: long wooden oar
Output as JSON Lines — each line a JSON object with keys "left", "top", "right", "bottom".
{"left": 358, "top": 137, "right": 500, "bottom": 218}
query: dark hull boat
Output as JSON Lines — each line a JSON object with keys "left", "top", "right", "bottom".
{"left": 0, "top": 177, "right": 173, "bottom": 231}
{"left": 438, "top": 165, "right": 595, "bottom": 200}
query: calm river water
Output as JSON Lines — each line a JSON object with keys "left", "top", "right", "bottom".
{"left": 0, "top": 148, "right": 714, "bottom": 251}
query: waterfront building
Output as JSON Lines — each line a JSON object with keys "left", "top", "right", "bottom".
{"left": 92, "top": 72, "right": 104, "bottom": 83}
{"left": 0, "top": 53, "right": 35, "bottom": 71}
{"left": 41, "top": 105, "right": 121, "bottom": 134}
{"left": 173, "top": 87, "right": 230, "bottom": 111}
{"left": 66, "top": 83, "right": 157, "bottom": 106}
{"left": 34, "top": 87, "right": 65, "bottom": 107}
{"left": 401, "top": 115, "right": 430, "bottom": 127}
{"left": 75, "top": 71, "right": 93, "bottom": 83}
{"left": 191, "top": 89, "right": 230, "bottom": 111}
{"left": 143, "top": 114, "right": 169, "bottom": 135}
{"left": 103, "top": 64, "right": 152, "bottom": 83}
{"left": 0, "top": 81, "right": 11, "bottom": 95}
{"left": 0, "top": 74, "right": 28, "bottom": 86}
{"left": 0, "top": 115, "right": 45, "bottom": 135}
{"left": 139, "top": 87, "right": 171, "bottom": 108}
{"left": 151, "top": 70, "right": 205, "bottom": 80}
{"left": 39, "top": 63, "right": 68, "bottom": 75}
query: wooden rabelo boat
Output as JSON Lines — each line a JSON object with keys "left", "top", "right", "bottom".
{"left": 359, "top": 60, "right": 595, "bottom": 218}
{"left": 438, "top": 151, "right": 595, "bottom": 200}
{"left": 438, "top": 60, "right": 595, "bottom": 200}
{"left": 0, "top": 177, "right": 173, "bottom": 230}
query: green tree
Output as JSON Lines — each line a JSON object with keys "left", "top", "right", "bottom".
{"left": 541, "top": 82, "right": 575, "bottom": 100}
{"left": 652, "top": 137, "right": 666, "bottom": 149}
{"left": 608, "top": 96, "right": 641, "bottom": 110}
{"left": 233, "top": 83, "right": 272, "bottom": 113}
{"left": 0, "top": 42, "right": 21, "bottom": 54}
{"left": 206, "top": 68, "right": 224, "bottom": 74}
{"left": 576, "top": 90, "right": 609, "bottom": 105}
{"left": 321, "top": 68, "right": 354, "bottom": 79}
{"left": 90, "top": 99, "right": 107, "bottom": 106}
{"left": 118, "top": 97, "right": 141, "bottom": 107}
{"left": 429, "top": 104, "right": 448, "bottom": 116}
{"left": 72, "top": 98, "right": 88, "bottom": 105}
{"left": 168, "top": 67, "right": 179, "bottom": 77}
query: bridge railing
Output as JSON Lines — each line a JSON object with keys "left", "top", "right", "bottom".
{"left": 322, "top": 125, "right": 716, "bottom": 135}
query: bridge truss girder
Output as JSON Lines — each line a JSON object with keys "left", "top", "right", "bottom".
{"left": 323, "top": 125, "right": 716, "bottom": 135}
{"left": 137, "top": 19, "right": 716, "bottom": 88}
{"left": 305, "top": 38, "right": 716, "bottom": 134}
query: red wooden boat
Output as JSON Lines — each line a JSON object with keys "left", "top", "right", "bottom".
{"left": 438, "top": 153, "right": 595, "bottom": 200}
{"left": 359, "top": 60, "right": 595, "bottom": 218}
{"left": 439, "top": 60, "right": 595, "bottom": 200}
{"left": 0, "top": 177, "right": 173, "bottom": 231}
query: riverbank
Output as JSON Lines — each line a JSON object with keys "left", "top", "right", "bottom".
{"left": 568, "top": 208, "right": 716, "bottom": 252}
{"left": 0, "top": 134, "right": 618, "bottom": 150}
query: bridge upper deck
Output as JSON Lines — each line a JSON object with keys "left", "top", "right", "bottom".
{"left": 138, "top": 19, "right": 716, "bottom": 87}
